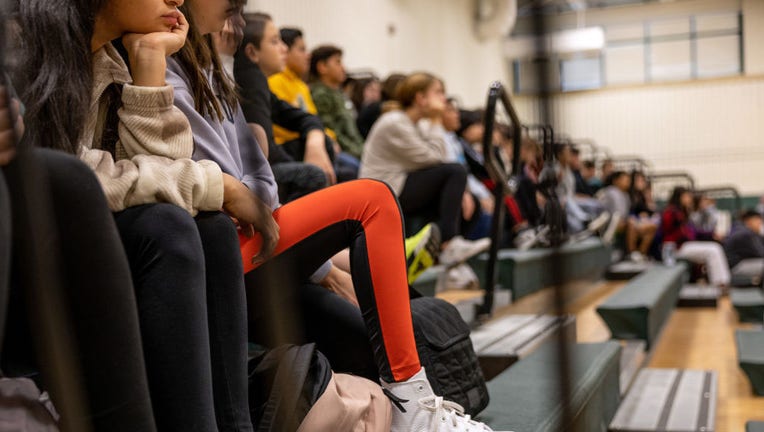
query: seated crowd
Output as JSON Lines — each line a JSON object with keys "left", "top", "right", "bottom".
{"left": 0, "top": 1, "right": 762, "bottom": 431}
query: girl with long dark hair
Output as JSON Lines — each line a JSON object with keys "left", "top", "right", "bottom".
{"left": 16, "top": 0, "right": 257, "bottom": 430}
{"left": 663, "top": 186, "right": 730, "bottom": 286}
{"left": 165, "top": 2, "right": 500, "bottom": 430}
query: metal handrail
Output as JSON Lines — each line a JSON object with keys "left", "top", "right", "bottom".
{"left": 697, "top": 186, "right": 743, "bottom": 213}
{"left": 648, "top": 171, "right": 697, "bottom": 190}
{"left": 476, "top": 82, "right": 524, "bottom": 318}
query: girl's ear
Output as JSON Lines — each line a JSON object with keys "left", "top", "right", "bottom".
{"left": 244, "top": 42, "right": 259, "bottom": 63}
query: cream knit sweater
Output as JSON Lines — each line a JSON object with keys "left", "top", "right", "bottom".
{"left": 77, "top": 43, "right": 223, "bottom": 215}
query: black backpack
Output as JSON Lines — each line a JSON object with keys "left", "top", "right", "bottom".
{"left": 410, "top": 296, "right": 490, "bottom": 416}
{"left": 248, "top": 343, "right": 332, "bottom": 432}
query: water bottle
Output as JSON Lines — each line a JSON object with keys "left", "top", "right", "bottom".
{"left": 662, "top": 241, "right": 677, "bottom": 266}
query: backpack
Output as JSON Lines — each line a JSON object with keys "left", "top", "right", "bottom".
{"left": 248, "top": 343, "right": 391, "bottom": 432}
{"left": 0, "top": 377, "right": 60, "bottom": 431}
{"left": 410, "top": 296, "right": 490, "bottom": 416}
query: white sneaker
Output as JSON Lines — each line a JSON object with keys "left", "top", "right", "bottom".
{"left": 587, "top": 211, "right": 611, "bottom": 233}
{"left": 515, "top": 225, "right": 550, "bottom": 251}
{"left": 382, "top": 367, "right": 505, "bottom": 432}
{"left": 440, "top": 236, "right": 491, "bottom": 267}
{"left": 629, "top": 251, "right": 646, "bottom": 263}
{"left": 446, "top": 264, "right": 479, "bottom": 290}
{"left": 602, "top": 213, "right": 621, "bottom": 244}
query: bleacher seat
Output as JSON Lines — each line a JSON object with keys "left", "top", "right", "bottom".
{"left": 478, "top": 341, "right": 621, "bottom": 432}
{"left": 411, "top": 265, "right": 445, "bottom": 297}
{"left": 470, "top": 238, "right": 610, "bottom": 300}
{"left": 730, "top": 288, "right": 764, "bottom": 323}
{"left": 470, "top": 314, "right": 576, "bottom": 380}
{"left": 609, "top": 368, "right": 717, "bottom": 432}
{"left": 596, "top": 264, "right": 687, "bottom": 348}
{"left": 736, "top": 329, "right": 764, "bottom": 396}
{"left": 748, "top": 421, "right": 764, "bottom": 432}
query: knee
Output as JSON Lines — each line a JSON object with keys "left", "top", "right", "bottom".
{"left": 128, "top": 204, "right": 203, "bottom": 267}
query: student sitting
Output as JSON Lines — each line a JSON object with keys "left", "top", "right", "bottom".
{"left": 17, "top": 0, "right": 257, "bottom": 430}
{"left": 361, "top": 73, "right": 490, "bottom": 266}
{"left": 662, "top": 187, "right": 730, "bottom": 287}
{"left": 723, "top": 210, "right": 764, "bottom": 285}
{"left": 309, "top": 45, "right": 364, "bottom": 168}
{"left": 356, "top": 73, "right": 407, "bottom": 139}
{"left": 167, "top": 7, "right": 500, "bottom": 430}
{"left": 600, "top": 171, "right": 657, "bottom": 262}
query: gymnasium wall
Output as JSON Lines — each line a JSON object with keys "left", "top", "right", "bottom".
{"left": 246, "top": 0, "right": 510, "bottom": 107}
{"left": 510, "top": 0, "right": 764, "bottom": 196}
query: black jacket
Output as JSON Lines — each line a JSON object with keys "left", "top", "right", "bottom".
{"left": 233, "top": 59, "right": 323, "bottom": 164}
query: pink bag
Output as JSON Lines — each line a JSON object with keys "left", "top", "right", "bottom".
{"left": 297, "top": 372, "right": 391, "bottom": 432}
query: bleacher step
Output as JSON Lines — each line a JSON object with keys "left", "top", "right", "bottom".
{"left": 677, "top": 284, "right": 720, "bottom": 308}
{"left": 747, "top": 421, "right": 764, "bottom": 432}
{"left": 470, "top": 314, "right": 576, "bottom": 380}
{"left": 609, "top": 368, "right": 717, "bottom": 432}
{"left": 735, "top": 329, "right": 764, "bottom": 396}
{"left": 731, "top": 288, "right": 764, "bottom": 323}
{"left": 436, "top": 289, "right": 511, "bottom": 325}
{"left": 619, "top": 340, "right": 646, "bottom": 396}
{"left": 606, "top": 261, "right": 653, "bottom": 281}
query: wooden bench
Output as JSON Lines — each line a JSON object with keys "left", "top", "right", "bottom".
{"left": 731, "top": 288, "right": 764, "bottom": 323}
{"left": 470, "top": 314, "right": 576, "bottom": 380}
{"left": 470, "top": 237, "right": 611, "bottom": 300}
{"left": 736, "top": 329, "right": 764, "bottom": 396}
{"left": 478, "top": 341, "right": 622, "bottom": 431}
{"left": 609, "top": 368, "right": 717, "bottom": 432}
{"left": 596, "top": 264, "right": 687, "bottom": 348}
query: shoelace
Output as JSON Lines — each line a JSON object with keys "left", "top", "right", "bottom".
{"left": 418, "top": 396, "right": 492, "bottom": 432}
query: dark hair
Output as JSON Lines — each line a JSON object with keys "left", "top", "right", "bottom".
{"left": 280, "top": 27, "right": 303, "bottom": 48}
{"left": 309, "top": 45, "right": 342, "bottom": 81}
{"left": 457, "top": 109, "right": 483, "bottom": 137}
{"left": 350, "top": 76, "right": 379, "bottom": 112}
{"left": 16, "top": 0, "right": 108, "bottom": 153}
{"left": 553, "top": 143, "right": 569, "bottom": 158}
{"left": 382, "top": 73, "right": 406, "bottom": 101}
{"left": 583, "top": 160, "right": 596, "bottom": 169}
{"left": 669, "top": 186, "right": 690, "bottom": 210}
{"left": 741, "top": 209, "right": 762, "bottom": 222}
{"left": 174, "top": 2, "right": 239, "bottom": 121}
{"left": 240, "top": 12, "right": 272, "bottom": 52}
{"left": 570, "top": 146, "right": 580, "bottom": 156}
{"left": 605, "top": 170, "right": 627, "bottom": 186}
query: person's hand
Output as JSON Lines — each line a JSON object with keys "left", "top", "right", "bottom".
{"left": 0, "top": 87, "right": 23, "bottom": 167}
{"left": 211, "top": 13, "right": 244, "bottom": 57}
{"left": 222, "top": 173, "right": 280, "bottom": 263}
{"left": 304, "top": 130, "right": 336, "bottom": 185}
{"left": 320, "top": 265, "right": 359, "bottom": 307}
{"left": 123, "top": 11, "right": 189, "bottom": 87}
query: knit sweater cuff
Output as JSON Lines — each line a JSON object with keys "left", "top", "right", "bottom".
{"left": 122, "top": 84, "right": 174, "bottom": 110}
{"left": 198, "top": 160, "right": 225, "bottom": 210}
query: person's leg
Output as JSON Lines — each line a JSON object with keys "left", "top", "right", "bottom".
{"left": 242, "top": 179, "right": 419, "bottom": 383}
{"left": 195, "top": 212, "right": 253, "bottom": 432}
{"left": 626, "top": 220, "right": 638, "bottom": 252}
{"left": 637, "top": 223, "right": 658, "bottom": 255}
{"left": 4, "top": 149, "right": 157, "bottom": 432}
{"left": 114, "top": 203, "right": 219, "bottom": 432}
{"left": 730, "top": 258, "right": 764, "bottom": 285}
{"left": 298, "top": 283, "right": 378, "bottom": 381}
{"left": 677, "top": 241, "right": 731, "bottom": 286}
{"left": 398, "top": 163, "right": 467, "bottom": 242}
{"left": 271, "top": 161, "right": 328, "bottom": 203}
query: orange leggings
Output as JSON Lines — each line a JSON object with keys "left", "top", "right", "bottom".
{"left": 239, "top": 179, "right": 420, "bottom": 382}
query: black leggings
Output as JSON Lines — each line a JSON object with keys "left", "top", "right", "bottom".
{"left": 398, "top": 163, "right": 468, "bottom": 241}
{"left": 2, "top": 149, "right": 156, "bottom": 432}
{"left": 114, "top": 204, "right": 251, "bottom": 432}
